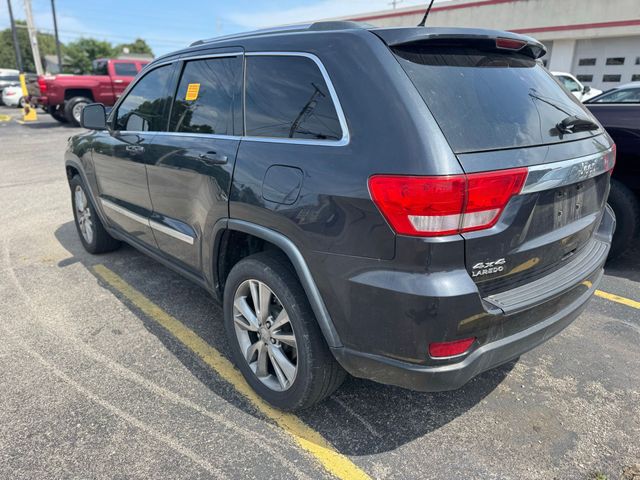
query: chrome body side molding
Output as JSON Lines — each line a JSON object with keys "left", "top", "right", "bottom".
{"left": 101, "top": 199, "right": 195, "bottom": 245}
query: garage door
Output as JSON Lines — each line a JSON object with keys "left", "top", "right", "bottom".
{"left": 572, "top": 36, "right": 640, "bottom": 91}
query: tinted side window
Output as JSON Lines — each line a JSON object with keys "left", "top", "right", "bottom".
{"left": 245, "top": 56, "right": 342, "bottom": 141}
{"left": 115, "top": 65, "right": 173, "bottom": 132}
{"left": 169, "top": 56, "right": 242, "bottom": 135}
{"left": 114, "top": 62, "right": 138, "bottom": 76}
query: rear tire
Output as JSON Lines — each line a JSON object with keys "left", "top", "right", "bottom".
{"left": 607, "top": 179, "right": 639, "bottom": 260}
{"left": 49, "top": 105, "right": 68, "bottom": 123}
{"left": 64, "top": 96, "right": 91, "bottom": 126}
{"left": 223, "top": 252, "right": 346, "bottom": 411}
{"left": 70, "top": 175, "right": 121, "bottom": 254}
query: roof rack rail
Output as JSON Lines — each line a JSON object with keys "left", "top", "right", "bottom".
{"left": 190, "top": 21, "right": 368, "bottom": 47}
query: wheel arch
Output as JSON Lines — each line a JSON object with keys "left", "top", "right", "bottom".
{"left": 64, "top": 89, "right": 94, "bottom": 101}
{"left": 213, "top": 219, "right": 342, "bottom": 348}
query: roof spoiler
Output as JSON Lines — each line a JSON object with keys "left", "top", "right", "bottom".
{"left": 372, "top": 27, "right": 546, "bottom": 59}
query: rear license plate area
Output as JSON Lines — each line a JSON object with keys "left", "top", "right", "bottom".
{"left": 553, "top": 183, "right": 585, "bottom": 229}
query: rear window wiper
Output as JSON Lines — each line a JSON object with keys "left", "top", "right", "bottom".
{"left": 555, "top": 115, "right": 600, "bottom": 135}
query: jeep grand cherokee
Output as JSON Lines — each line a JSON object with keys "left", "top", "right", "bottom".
{"left": 66, "top": 22, "right": 615, "bottom": 410}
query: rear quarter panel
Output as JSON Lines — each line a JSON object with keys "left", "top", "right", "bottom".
{"left": 229, "top": 29, "right": 462, "bottom": 261}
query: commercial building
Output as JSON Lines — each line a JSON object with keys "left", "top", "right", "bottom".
{"left": 337, "top": 0, "right": 640, "bottom": 91}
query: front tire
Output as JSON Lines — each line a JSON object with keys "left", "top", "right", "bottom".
{"left": 223, "top": 252, "right": 346, "bottom": 411}
{"left": 607, "top": 179, "right": 639, "bottom": 260}
{"left": 70, "top": 176, "right": 121, "bottom": 254}
{"left": 64, "top": 96, "right": 91, "bottom": 126}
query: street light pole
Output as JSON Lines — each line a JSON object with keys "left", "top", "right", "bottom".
{"left": 23, "top": 0, "right": 44, "bottom": 75}
{"left": 6, "top": 0, "right": 23, "bottom": 71}
{"left": 50, "top": 0, "right": 63, "bottom": 73}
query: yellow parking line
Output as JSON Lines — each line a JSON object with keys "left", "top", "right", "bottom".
{"left": 93, "top": 264, "right": 371, "bottom": 480}
{"left": 595, "top": 290, "right": 640, "bottom": 310}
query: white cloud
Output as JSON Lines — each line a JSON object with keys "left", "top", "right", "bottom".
{"left": 226, "top": 0, "right": 433, "bottom": 29}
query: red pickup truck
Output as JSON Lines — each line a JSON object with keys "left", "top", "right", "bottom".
{"left": 33, "top": 58, "right": 149, "bottom": 126}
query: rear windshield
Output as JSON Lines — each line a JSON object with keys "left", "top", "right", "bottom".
{"left": 394, "top": 45, "right": 599, "bottom": 153}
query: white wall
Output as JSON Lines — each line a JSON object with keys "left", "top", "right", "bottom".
{"left": 548, "top": 40, "right": 576, "bottom": 72}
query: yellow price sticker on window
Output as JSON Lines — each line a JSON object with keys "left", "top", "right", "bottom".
{"left": 185, "top": 83, "right": 200, "bottom": 101}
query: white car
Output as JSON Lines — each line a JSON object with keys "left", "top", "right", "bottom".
{"left": 1, "top": 85, "right": 25, "bottom": 108}
{"left": 552, "top": 71, "right": 602, "bottom": 102}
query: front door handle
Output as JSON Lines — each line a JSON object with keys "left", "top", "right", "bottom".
{"left": 126, "top": 145, "right": 145, "bottom": 154}
{"left": 114, "top": 79, "right": 124, "bottom": 84}
{"left": 198, "top": 151, "right": 228, "bottom": 164}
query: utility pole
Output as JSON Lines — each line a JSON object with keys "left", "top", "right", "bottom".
{"left": 23, "top": 0, "right": 44, "bottom": 75}
{"left": 389, "top": 0, "right": 403, "bottom": 9}
{"left": 51, "top": 0, "right": 63, "bottom": 72}
{"left": 6, "top": 0, "right": 23, "bottom": 71}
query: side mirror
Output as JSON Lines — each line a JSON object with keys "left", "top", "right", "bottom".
{"left": 583, "top": 85, "right": 591, "bottom": 94}
{"left": 80, "top": 103, "right": 107, "bottom": 130}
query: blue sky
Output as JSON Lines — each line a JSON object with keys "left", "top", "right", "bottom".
{"left": 0, "top": 0, "right": 434, "bottom": 57}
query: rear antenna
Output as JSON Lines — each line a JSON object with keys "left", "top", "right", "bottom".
{"left": 417, "top": 0, "right": 436, "bottom": 27}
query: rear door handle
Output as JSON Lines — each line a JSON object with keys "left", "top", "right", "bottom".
{"left": 198, "top": 151, "right": 228, "bottom": 164}
{"left": 114, "top": 79, "right": 124, "bottom": 84}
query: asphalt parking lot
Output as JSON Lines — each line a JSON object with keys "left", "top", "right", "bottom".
{"left": 1, "top": 104, "right": 639, "bottom": 480}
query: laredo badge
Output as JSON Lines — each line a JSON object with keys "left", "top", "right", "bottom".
{"left": 472, "top": 258, "right": 506, "bottom": 277}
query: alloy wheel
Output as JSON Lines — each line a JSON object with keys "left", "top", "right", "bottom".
{"left": 74, "top": 185, "right": 94, "bottom": 244}
{"left": 233, "top": 279, "right": 298, "bottom": 391}
{"left": 72, "top": 102, "right": 85, "bottom": 123}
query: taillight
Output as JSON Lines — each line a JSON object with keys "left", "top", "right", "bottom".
{"left": 368, "top": 168, "right": 528, "bottom": 237}
{"left": 429, "top": 337, "right": 476, "bottom": 358}
{"left": 5, "top": 91, "right": 16, "bottom": 96}
{"left": 37, "top": 77, "right": 48, "bottom": 95}
{"left": 606, "top": 144, "right": 616, "bottom": 173}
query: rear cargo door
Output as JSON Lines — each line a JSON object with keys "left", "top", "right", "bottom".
{"left": 389, "top": 35, "right": 614, "bottom": 297}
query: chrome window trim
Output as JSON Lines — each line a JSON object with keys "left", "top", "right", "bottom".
{"left": 101, "top": 199, "right": 195, "bottom": 245}
{"left": 145, "top": 51, "right": 244, "bottom": 70}
{"left": 151, "top": 131, "right": 240, "bottom": 141}
{"left": 521, "top": 146, "right": 614, "bottom": 194}
{"left": 243, "top": 51, "right": 350, "bottom": 147}
{"left": 117, "top": 51, "right": 349, "bottom": 146}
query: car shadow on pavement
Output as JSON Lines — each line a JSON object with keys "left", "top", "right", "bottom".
{"left": 604, "top": 243, "right": 640, "bottom": 282}
{"left": 55, "top": 220, "right": 514, "bottom": 456}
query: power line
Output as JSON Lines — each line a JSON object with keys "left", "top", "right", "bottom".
{"left": 10, "top": 22, "right": 188, "bottom": 45}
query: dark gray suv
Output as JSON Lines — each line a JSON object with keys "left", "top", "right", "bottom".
{"left": 66, "top": 22, "right": 616, "bottom": 410}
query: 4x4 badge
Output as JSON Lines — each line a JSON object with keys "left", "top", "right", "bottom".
{"left": 472, "top": 258, "right": 506, "bottom": 277}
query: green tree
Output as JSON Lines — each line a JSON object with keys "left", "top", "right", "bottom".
{"left": 0, "top": 20, "right": 57, "bottom": 72}
{"left": 64, "top": 38, "right": 116, "bottom": 74}
{"left": 114, "top": 38, "right": 154, "bottom": 57}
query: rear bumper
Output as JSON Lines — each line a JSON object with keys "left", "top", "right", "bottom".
{"left": 332, "top": 268, "right": 601, "bottom": 391}
{"left": 328, "top": 205, "right": 615, "bottom": 391}
{"left": 34, "top": 96, "right": 49, "bottom": 106}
